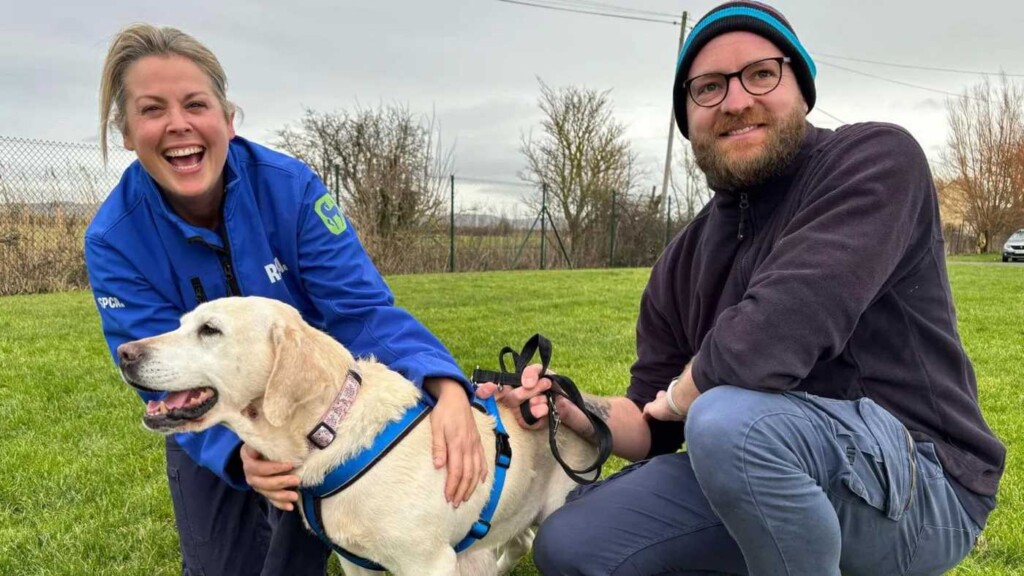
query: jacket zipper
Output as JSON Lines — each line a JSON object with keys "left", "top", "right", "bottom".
{"left": 218, "top": 224, "right": 241, "bottom": 296}
{"left": 187, "top": 232, "right": 241, "bottom": 297}
{"left": 190, "top": 277, "right": 208, "bottom": 303}
{"left": 218, "top": 251, "right": 240, "bottom": 296}
{"left": 737, "top": 192, "right": 750, "bottom": 241}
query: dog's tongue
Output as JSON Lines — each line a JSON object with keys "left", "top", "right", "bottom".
{"left": 145, "top": 390, "right": 204, "bottom": 415}
{"left": 164, "top": 390, "right": 199, "bottom": 409}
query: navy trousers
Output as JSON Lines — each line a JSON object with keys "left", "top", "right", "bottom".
{"left": 534, "top": 386, "right": 981, "bottom": 576}
{"left": 165, "top": 437, "right": 331, "bottom": 576}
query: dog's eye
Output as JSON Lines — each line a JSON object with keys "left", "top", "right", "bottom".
{"left": 198, "top": 322, "right": 222, "bottom": 338}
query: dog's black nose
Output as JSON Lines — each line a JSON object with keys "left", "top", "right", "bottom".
{"left": 118, "top": 341, "right": 145, "bottom": 366}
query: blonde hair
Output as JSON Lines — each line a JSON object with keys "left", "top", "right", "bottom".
{"left": 98, "top": 24, "right": 236, "bottom": 162}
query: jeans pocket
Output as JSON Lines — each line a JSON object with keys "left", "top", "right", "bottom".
{"left": 858, "top": 399, "right": 914, "bottom": 521}
{"left": 906, "top": 524, "right": 975, "bottom": 576}
{"left": 915, "top": 441, "right": 945, "bottom": 482}
{"left": 832, "top": 429, "right": 889, "bottom": 513}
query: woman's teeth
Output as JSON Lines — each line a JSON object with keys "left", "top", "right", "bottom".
{"left": 164, "top": 146, "right": 205, "bottom": 170}
{"left": 165, "top": 146, "right": 204, "bottom": 157}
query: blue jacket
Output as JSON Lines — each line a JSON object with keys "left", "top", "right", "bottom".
{"left": 85, "top": 136, "right": 470, "bottom": 489}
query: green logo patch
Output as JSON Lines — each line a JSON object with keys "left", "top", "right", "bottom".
{"left": 314, "top": 193, "right": 347, "bottom": 235}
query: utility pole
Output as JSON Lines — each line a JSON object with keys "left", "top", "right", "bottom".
{"left": 659, "top": 11, "right": 688, "bottom": 208}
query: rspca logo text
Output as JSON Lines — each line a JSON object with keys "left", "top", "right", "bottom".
{"left": 97, "top": 296, "right": 125, "bottom": 309}
{"left": 265, "top": 257, "right": 289, "bottom": 284}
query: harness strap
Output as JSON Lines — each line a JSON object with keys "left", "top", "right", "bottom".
{"left": 471, "top": 333, "right": 612, "bottom": 485}
{"left": 306, "top": 401, "right": 432, "bottom": 499}
{"left": 301, "top": 489, "right": 386, "bottom": 570}
{"left": 455, "top": 395, "right": 511, "bottom": 552}
{"left": 299, "top": 395, "right": 512, "bottom": 571}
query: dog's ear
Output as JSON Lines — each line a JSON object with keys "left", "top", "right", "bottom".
{"left": 264, "top": 321, "right": 327, "bottom": 427}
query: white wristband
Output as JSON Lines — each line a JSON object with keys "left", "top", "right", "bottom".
{"left": 666, "top": 377, "right": 686, "bottom": 417}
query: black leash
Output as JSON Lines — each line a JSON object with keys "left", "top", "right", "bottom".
{"left": 471, "top": 334, "right": 612, "bottom": 484}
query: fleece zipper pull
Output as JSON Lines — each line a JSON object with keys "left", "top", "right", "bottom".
{"left": 737, "top": 192, "right": 750, "bottom": 241}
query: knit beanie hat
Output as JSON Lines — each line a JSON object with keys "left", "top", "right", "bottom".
{"left": 673, "top": 1, "right": 816, "bottom": 138}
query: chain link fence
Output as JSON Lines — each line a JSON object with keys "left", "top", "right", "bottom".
{"left": 0, "top": 135, "right": 690, "bottom": 296}
{"left": 441, "top": 177, "right": 678, "bottom": 274}
{"left": 0, "top": 137, "right": 136, "bottom": 296}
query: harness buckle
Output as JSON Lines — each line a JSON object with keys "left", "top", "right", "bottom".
{"left": 307, "top": 422, "right": 337, "bottom": 449}
{"left": 470, "top": 519, "right": 492, "bottom": 539}
{"left": 495, "top": 432, "right": 512, "bottom": 469}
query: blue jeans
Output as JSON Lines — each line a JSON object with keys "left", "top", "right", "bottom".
{"left": 534, "top": 387, "right": 981, "bottom": 576}
{"left": 165, "top": 437, "right": 330, "bottom": 576}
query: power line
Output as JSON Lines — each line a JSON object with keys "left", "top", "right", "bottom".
{"left": 811, "top": 52, "right": 1024, "bottom": 78}
{"left": 497, "top": 0, "right": 1024, "bottom": 77}
{"left": 817, "top": 59, "right": 976, "bottom": 100}
{"left": 541, "top": 0, "right": 679, "bottom": 19}
{"left": 496, "top": 0, "right": 680, "bottom": 25}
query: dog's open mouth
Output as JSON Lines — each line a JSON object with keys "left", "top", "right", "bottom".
{"left": 143, "top": 387, "right": 218, "bottom": 429}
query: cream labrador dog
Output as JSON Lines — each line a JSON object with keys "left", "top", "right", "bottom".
{"left": 117, "top": 296, "right": 596, "bottom": 576}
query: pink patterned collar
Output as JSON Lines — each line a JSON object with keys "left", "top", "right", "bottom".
{"left": 306, "top": 370, "right": 361, "bottom": 450}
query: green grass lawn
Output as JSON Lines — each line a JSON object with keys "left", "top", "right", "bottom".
{"left": 0, "top": 265, "right": 1021, "bottom": 575}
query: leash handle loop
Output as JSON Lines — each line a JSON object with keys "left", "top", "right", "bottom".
{"left": 472, "top": 334, "right": 613, "bottom": 484}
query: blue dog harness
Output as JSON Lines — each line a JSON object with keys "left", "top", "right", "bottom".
{"left": 299, "top": 394, "right": 512, "bottom": 571}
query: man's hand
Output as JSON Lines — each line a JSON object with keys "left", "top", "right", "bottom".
{"left": 241, "top": 444, "right": 300, "bottom": 511}
{"left": 475, "top": 363, "right": 553, "bottom": 430}
{"left": 475, "top": 364, "right": 599, "bottom": 439}
{"left": 425, "top": 378, "right": 487, "bottom": 508}
{"left": 643, "top": 365, "right": 699, "bottom": 422}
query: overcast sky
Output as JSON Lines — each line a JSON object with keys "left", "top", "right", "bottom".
{"left": 3, "top": 0, "right": 1023, "bottom": 209}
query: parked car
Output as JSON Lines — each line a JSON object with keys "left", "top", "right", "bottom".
{"left": 1003, "top": 229, "right": 1024, "bottom": 262}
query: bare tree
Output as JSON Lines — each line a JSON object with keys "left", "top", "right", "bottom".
{"left": 940, "top": 76, "right": 1024, "bottom": 252}
{"left": 520, "top": 80, "right": 638, "bottom": 263}
{"left": 672, "top": 144, "right": 713, "bottom": 224}
{"left": 275, "top": 105, "right": 452, "bottom": 266}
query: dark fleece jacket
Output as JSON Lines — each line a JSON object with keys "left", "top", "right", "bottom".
{"left": 628, "top": 122, "right": 1005, "bottom": 526}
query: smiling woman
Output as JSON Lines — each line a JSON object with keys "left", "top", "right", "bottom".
{"left": 118, "top": 55, "right": 236, "bottom": 228}
{"left": 98, "top": 27, "right": 236, "bottom": 229}
{"left": 85, "top": 23, "right": 488, "bottom": 576}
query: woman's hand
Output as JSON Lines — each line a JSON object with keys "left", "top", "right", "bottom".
{"left": 425, "top": 378, "right": 487, "bottom": 507}
{"left": 240, "top": 444, "right": 300, "bottom": 511}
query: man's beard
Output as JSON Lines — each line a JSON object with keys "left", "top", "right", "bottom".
{"left": 690, "top": 105, "right": 807, "bottom": 191}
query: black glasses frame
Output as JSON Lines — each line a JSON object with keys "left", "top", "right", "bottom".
{"left": 683, "top": 56, "right": 792, "bottom": 108}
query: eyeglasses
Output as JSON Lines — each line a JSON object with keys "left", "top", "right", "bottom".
{"left": 683, "top": 57, "right": 791, "bottom": 108}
